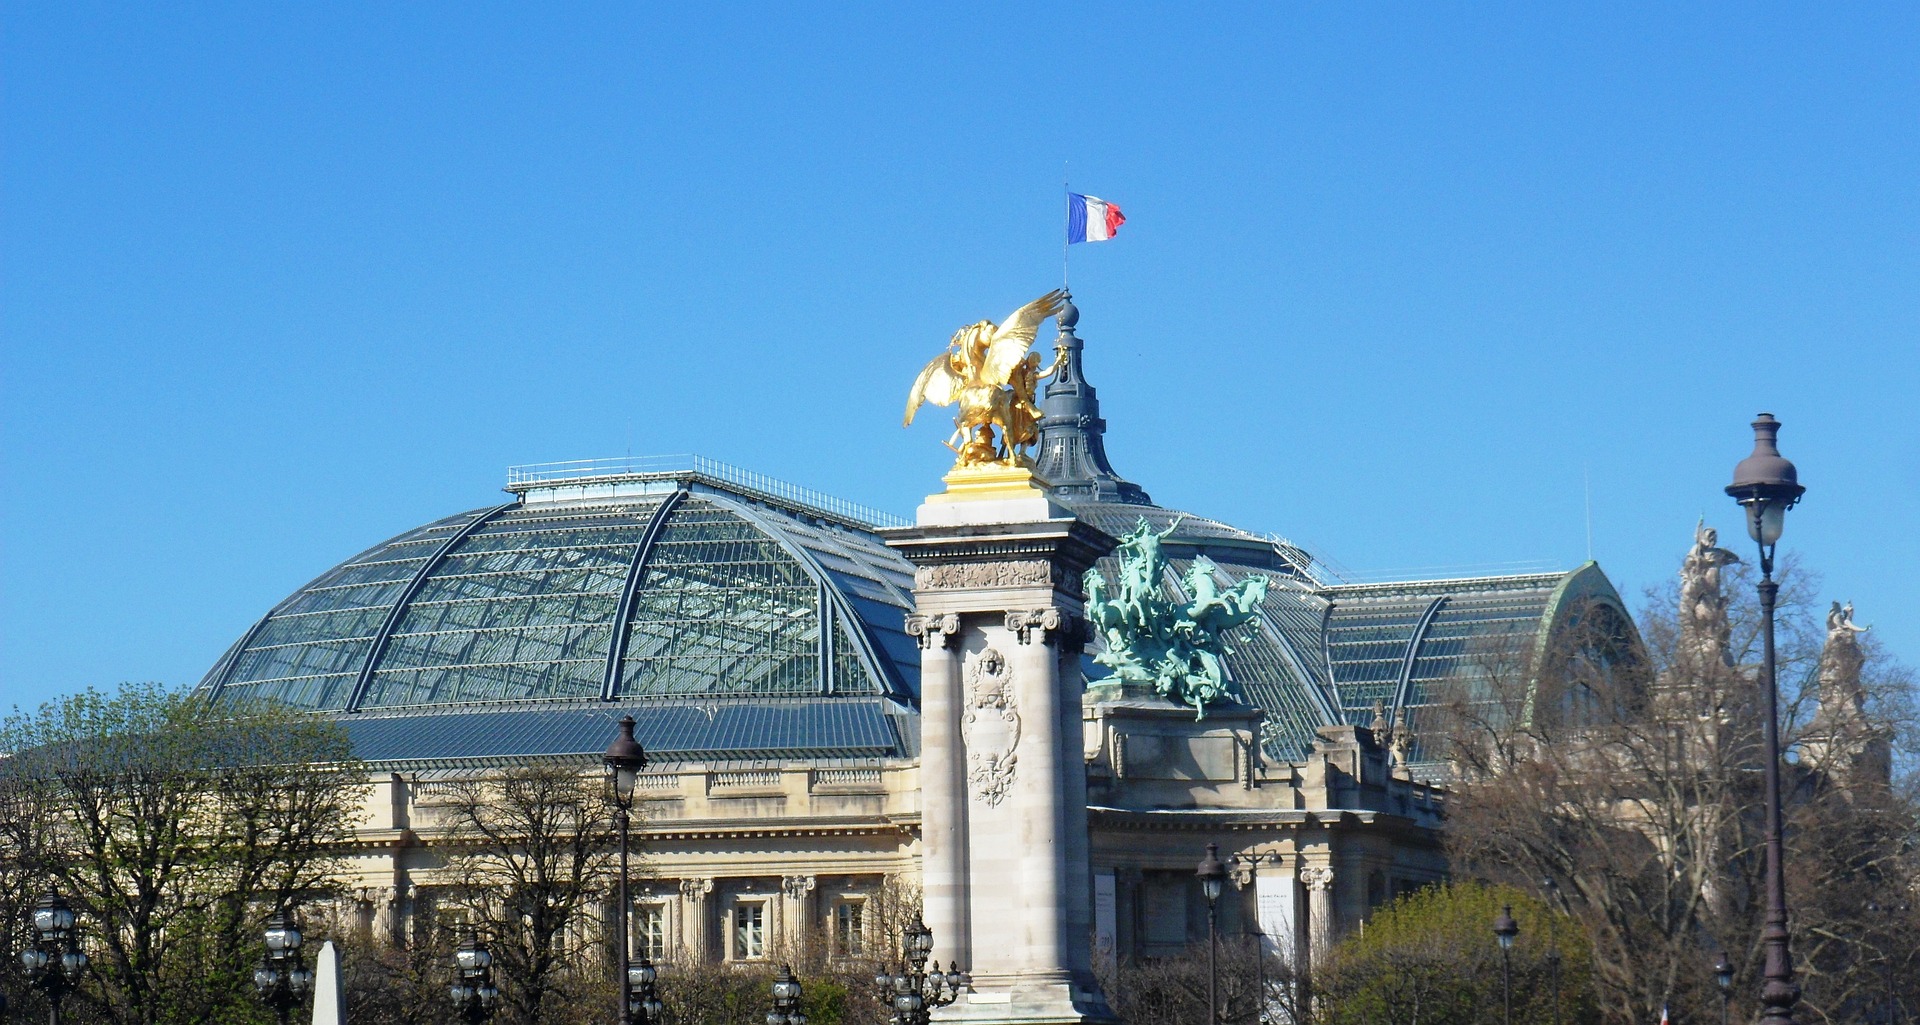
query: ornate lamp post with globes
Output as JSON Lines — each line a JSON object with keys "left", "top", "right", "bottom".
{"left": 21, "top": 891, "right": 88, "bottom": 1025}
{"left": 1197, "top": 843, "right": 1228, "bottom": 1025}
{"left": 768, "top": 964, "right": 808, "bottom": 1025}
{"left": 604, "top": 715, "right": 650, "bottom": 1025}
{"left": 872, "top": 914, "right": 968, "bottom": 1025}
{"left": 1725, "top": 412, "right": 1807, "bottom": 1025}
{"left": 627, "top": 956, "right": 665, "bottom": 1025}
{"left": 253, "top": 910, "right": 314, "bottom": 1025}
{"left": 450, "top": 930, "right": 500, "bottom": 1025}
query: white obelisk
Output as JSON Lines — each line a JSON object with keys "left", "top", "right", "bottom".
{"left": 312, "top": 940, "right": 344, "bottom": 1025}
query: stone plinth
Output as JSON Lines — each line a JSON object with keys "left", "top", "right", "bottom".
{"left": 884, "top": 493, "right": 1117, "bottom": 1025}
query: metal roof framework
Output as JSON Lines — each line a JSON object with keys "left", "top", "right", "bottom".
{"left": 201, "top": 479, "right": 917, "bottom": 723}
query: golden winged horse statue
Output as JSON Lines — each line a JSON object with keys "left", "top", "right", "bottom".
{"left": 903, "top": 290, "right": 1066, "bottom": 469}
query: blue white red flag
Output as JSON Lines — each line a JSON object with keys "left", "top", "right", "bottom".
{"left": 1067, "top": 192, "right": 1125, "bottom": 244}
{"left": 1660, "top": 1005, "right": 1670, "bottom": 1025}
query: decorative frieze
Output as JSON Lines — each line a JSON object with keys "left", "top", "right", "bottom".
{"left": 915, "top": 559, "right": 1056, "bottom": 591}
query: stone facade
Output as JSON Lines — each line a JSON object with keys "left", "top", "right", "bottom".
{"left": 317, "top": 709, "right": 1439, "bottom": 996}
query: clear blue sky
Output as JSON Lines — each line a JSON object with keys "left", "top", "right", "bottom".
{"left": 4, "top": 5, "right": 1916, "bottom": 712}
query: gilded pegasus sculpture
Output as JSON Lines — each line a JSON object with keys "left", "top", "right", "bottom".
{"left": 903, "top": 290, "right": 1066, "bottom": 468}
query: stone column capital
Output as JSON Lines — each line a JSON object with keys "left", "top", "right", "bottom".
{"left": 1005, "top": 607, "right": 1085, "bottom": 648}
{"left": 906, "top": 613, "right": 963, "bottom": 649}
{"left": 678, "top": 877, "right": 714, "bottom": 901}
{"left": 1299, "top": 865, "right": 1336, "bottom": 892}
{"left": 781, "top": 875, "right": 817, "bottom": 900}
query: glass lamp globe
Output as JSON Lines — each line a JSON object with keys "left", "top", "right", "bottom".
{"left": 1494, "top": 905, "right": 1519, "bottom": 950}
{"left": 265, "top": 916, "right": 299, "bottom": 952}
{"left": 1196, "top": 843, "right": 1228, "bottom": 905}
{"left": 1726, "top": 413, "right": 1804, "bottom": 546}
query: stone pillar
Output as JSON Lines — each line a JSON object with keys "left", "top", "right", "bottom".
{"left": 782, "top": 875, "right": 817, "bottom": 961}
{"left": 1300, "top": 865, "right": 1336, "bottom": 965}
{"left": 885, "top": 486, "right": 1117, "bottom": 1025}
{"left": 909, "top": 611, "right": 969, "bottom": 970}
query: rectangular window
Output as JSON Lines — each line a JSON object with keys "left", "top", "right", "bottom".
{"left": 636, "top": 903, "right": 669, "bottom": 961}
{"left": 734, "top": 902, "right": 766, "bottom": 960}
{"left": 832, "top": 901, "right": 864, "bottom": 958}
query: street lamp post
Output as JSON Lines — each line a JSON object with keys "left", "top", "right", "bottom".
{"left": 871, "top": 915, "right": 967, "bottom": 1025}
{"left": 1725, "top": 412, "right": 1807, "bottom": 1025}
{"left": 21, "top": 891, "right": 88, "bottom": 1025}
{"left": 1494, "top": 905, "right": 1519, "bottom": 1025}
{"left": 1714, "top": 951, "right": 1735, "bottom": 1025}
{"left": 253, "top": 910, "right": 314, "bottom": 1025}
{"left": 768, "top": 964, "right": 808, "bottom": 1025}
{"left": 604, "top": 714, "right": 649, "bottom": 1025}
{"left": 1543, "top": 878, "right": 1565, "bottom": 1025}
{"left": 450, "top": 930, "right": 500, "bottom": 1025}
{"left": 1197, "top": 843, "right": 1228, "bottom": 1025}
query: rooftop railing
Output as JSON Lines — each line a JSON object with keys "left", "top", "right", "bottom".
{"left": 505, "top": 454, "right": 910, "bottom": 529}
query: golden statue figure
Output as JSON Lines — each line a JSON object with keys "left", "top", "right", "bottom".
{"left": 904, "top": 290, "right": 1066, "bottom": 470}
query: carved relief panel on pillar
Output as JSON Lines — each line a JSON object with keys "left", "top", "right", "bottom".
{"left": 964, "top": 647, "right": 1020, "bottom": 806}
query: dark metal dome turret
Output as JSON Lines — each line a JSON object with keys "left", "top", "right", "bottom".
{"left": 1034, "top": 294, "right": 1152, "bottom": 504}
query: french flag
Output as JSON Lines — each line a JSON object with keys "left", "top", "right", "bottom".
{"left": 1067, "top": 192, "right": 1125, "bottom": 244}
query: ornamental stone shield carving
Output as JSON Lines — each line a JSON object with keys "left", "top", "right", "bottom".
{"left": 963, "top": 647, "right": 1020, "bottom": 807}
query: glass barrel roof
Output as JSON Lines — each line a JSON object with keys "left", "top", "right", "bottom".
{"left": 199, "top": 484, "right": 917, "bottom": 727}
{"left": 1067, "top": 499, "right": 1630, "bottom": 765}
{"left": 359, "top": 502, "right": 662, "bottom": 708}
{"left": 198, "top": 460, "right": 1631, "bottom": 769}
{"left": 1321, "top": 574, "right": 1591, "bottom": 763}
{"left": 203, "top": 509, "right": 497, "bottom": 711}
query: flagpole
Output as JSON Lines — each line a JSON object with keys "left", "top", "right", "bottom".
{"left": 1063, "top": 166, "right": 1071, "bottom": 290}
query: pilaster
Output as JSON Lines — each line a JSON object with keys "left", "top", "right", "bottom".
{"left": 781, "top": 875, "right": 817, "bottom": 961}
{"left": 678, "top": 878, "right": 713, "bottom": 962}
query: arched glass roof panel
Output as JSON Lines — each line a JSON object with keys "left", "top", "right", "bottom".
{"left": 356, "top": 502, "right": 662, "bottom": 708}
{"left": 205, "top": 511, "right": 486, "bottom": 710}
{"left": 1323, "top": 576, "right": 1563, "bottom": 762}
{"left": 615, "top": 498, "right": 833, "bottom": 698}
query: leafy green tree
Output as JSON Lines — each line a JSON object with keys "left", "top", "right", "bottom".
{"left": 0, "top": 683, "right": 366, "bottom": 1025}
{"left": 1316, "top": 883, "right": 1593, "bottom": 1025}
